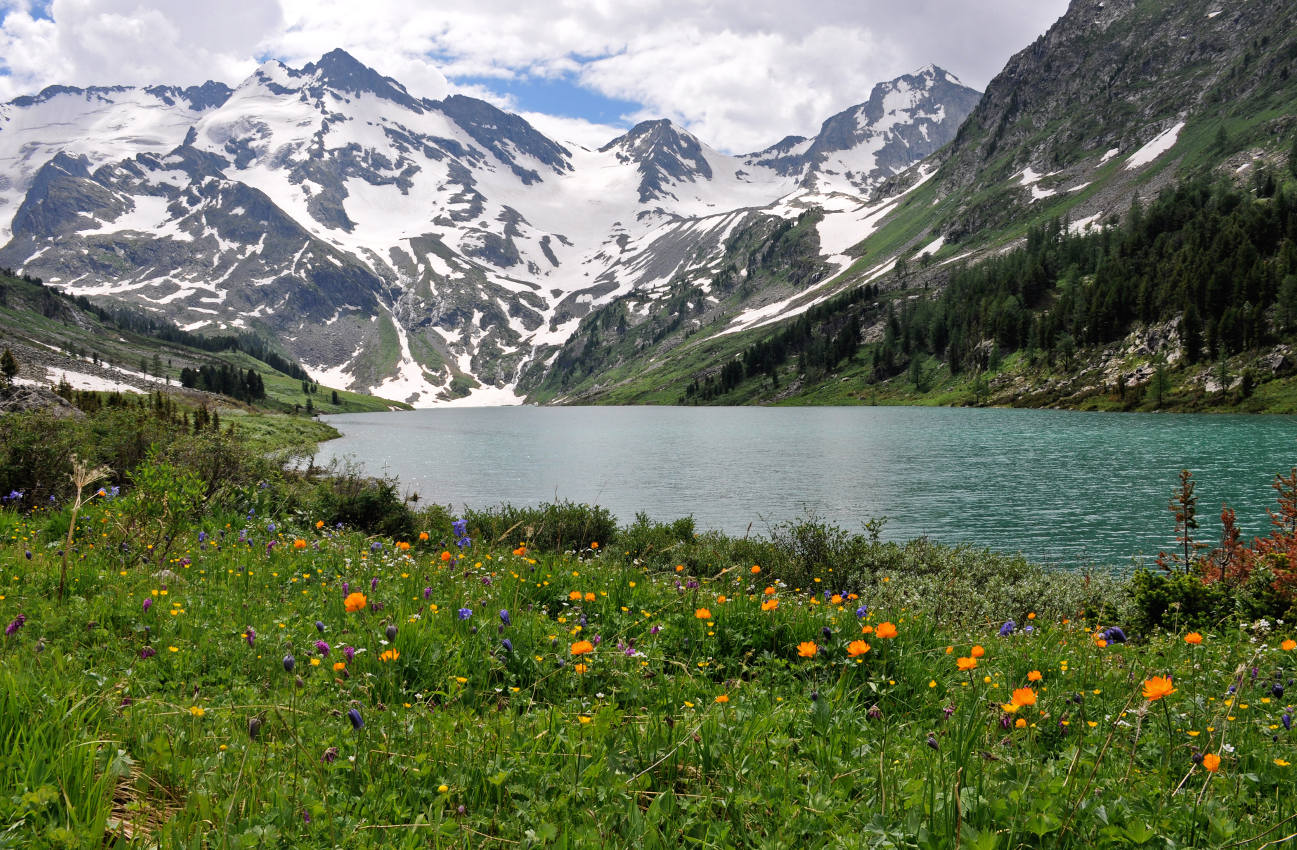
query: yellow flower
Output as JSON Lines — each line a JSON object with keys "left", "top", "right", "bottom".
{"left": 310, "top": 657, "right": 321, "bottom": 666}
{"left": 1142, "top": 675, "right": 1176, "bottom": 701}
{"left": 188, "top": 706, "right": 205, "bottom": 717}
{"left": 578, "top": 715, "right": 592, "bottom": 723}
{"left": 1274, "top": 758, "right": 1291, "bottom": 767}
{"left": 438, "top": 784, "right": 449, "bottom": 793}
{"left": 573, "top": 663, "right": 588, "bottom": 674}
{"left": 379, "top": 650, "right": 399, "bottom": 662}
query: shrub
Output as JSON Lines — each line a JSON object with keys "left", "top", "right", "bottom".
{"left": 309, "top": 464, "right": 415, "bottom": 539}
{"left": 463, "top": 500, "right": 617, "bottom": 552}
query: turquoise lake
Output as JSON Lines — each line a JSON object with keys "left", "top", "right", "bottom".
{"left": 314, "top": 406, "right": 1297, "bottom": 568}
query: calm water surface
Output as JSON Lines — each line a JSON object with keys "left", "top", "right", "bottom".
{"left": 315, "top": 406, "right": 1297, "bottom": 568}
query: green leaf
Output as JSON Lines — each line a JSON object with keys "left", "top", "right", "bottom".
{"left": 1025, "top": 812, "right": 1062, "bottom": 837}
{"left": 1123, "top": 822, "right": 1157, "bottom": 844}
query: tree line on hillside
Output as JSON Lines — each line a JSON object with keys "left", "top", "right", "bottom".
{"left": 0, "top": 269, "right": 310, "bottom": 381}
{"left": 178, "top": 363, "right": 266, "bottom": 402}
{"left": 683, "top": 167, "right": 1297, "bottom": 403}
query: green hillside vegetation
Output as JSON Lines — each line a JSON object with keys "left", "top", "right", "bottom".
{"left": 0, "top": 269, "right": 408, "bottom": 414}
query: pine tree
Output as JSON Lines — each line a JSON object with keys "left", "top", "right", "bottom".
{"left": 0, "top": 347, "right": 18, "bottom": 386}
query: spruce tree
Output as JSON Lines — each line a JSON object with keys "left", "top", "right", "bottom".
{"left": 0, "top": 347, "right": 17, "bottom": 386}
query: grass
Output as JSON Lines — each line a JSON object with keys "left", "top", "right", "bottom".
{"left": 2, "top": 484, "right": 1295, "bottom": 848}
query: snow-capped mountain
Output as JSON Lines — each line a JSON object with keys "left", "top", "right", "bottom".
{"left": 0, "top": 50, "right": 979, "bottom": 405}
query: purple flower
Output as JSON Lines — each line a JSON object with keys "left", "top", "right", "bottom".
{"left": 926, "top": 735, "right": 939, "bottom": 750}
{"left": 267, "top": 522, "right": 276, "bottom": 534}
{"left": 457, "top": 608, "right": 472, "bottom": 621}
{"left": 385, "top": 625, "right": 397, "bottom": 641}
{"left": 4, "top": 614, "right": 25, "bottom": 636}
{"left": 283, "top": 654, "right": 296, "bottom": 672}
{"left": 686, "top": 579, "right": 699, "bottom": 590}
{"left": 822, "top": 626, "right": 833, "bottom": 641}
{"left": 856, "top": 606, "right": 868, "bottom": 618}
{"left": 245, "top": 626, "right": 256, "bottom": 648}
{"left": 370, "top": 542, "right": 382, "bottom": 553}
{"left": 499, "top": 609, "right": 511, "bottom": 627}
{"left": 198, "top": 531, "right": 208, "bottom": 544}
{"left": 321, "top": 747, "right": 338, "bottom": 764}
{"left": 1282, "top": 713, "right": 1292, "bottom": 731}
{"left": 315, "top": 620, "right": 326, "bottom": 632}
{"left": 347, "top": 708, "right": 363, "bottom": 730}
{"left": 999, "top": 621, "right": 1016, "bottom": 637}
{"left": 370, "top": 576, "right": 379, "bottom": 590}
{"left": 423, "top": 587, "right": 433, "bottom": 600}
{"left": 342, "top": 581, "right": 349, "bottom": 595}
{"left": 501, "top": 638, "right": 513, "bottom": 653}
{"left": 343, "top": 645, "right": 355, "bottom": 663}
{"left": 314, "top": 640, "right": 330, "bottom": 657}
{"left": 1273, "top": 682, "right": 1285, "bottom": 699}
{"left": 650, "top": 624, "right": 661, "bottom": 635}
{"left": 1103, "top": 627, "right": 1127, "bottom": 644}
{"left": 592, "top": 634, "right": 602, "bottom": 645}
{"left": 142, "top": 598, "right": 153, "bottom": 613}
{"left": 452, "top": 518, "right": 468, "bottom": 538}
{"left": 140, "top": 646, "right": 156, "bottom": 659}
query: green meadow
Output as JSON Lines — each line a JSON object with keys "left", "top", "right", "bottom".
{"left": 1, "top": 406, "right": 1296, "bottom": 849}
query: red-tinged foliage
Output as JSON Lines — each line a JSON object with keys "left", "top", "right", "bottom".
{"left": 1203, "top": 468, "right": 1297, "bottom": 604}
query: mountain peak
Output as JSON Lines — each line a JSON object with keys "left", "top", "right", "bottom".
{"left": 299, "top": 48, "right": 423, "bottom": 111}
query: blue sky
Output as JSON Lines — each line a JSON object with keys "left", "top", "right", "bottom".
{"left": 0, "top": 0, "right": 1071, "bottom": 152}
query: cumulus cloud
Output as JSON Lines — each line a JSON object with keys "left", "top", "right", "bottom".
{"left": 0, "top": 0, "right": 1068, "bottom": 151}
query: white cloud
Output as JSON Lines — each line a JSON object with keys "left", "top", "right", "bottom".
{"left": 0, "top": 0, "right": 1069, "bottom": 151}
{"left": 516, "top": 111, "right": 623, "bottom": 151}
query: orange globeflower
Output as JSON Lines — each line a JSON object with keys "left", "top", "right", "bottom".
{"left": 1010, "top": 687, "right": 1037, "bottom": 707}
{"left": 571, "top": 640, "right": 594, "bottom": 656}
{"left": 861, "top": 625, "right": 875, "bottom": 635}
{"left": 379, "top": 649, "right": 400, "bottom": 662}
{"left": 293, "top": 539, "right": 307, "bottom": 550}
{"left": 1027, "top": 670, "right": 1043, "bottom": 682}
{"left": 440, "top": 551, "right": 453, "bottom": 562}
{"left": 830, "top": 594, "right": 843, "bottom": 605}
{"left": 1202, "top": 752, "right": 1221, "bottom": 773}
{"left": 1282, "top": 639, "right": 1296, "bottom": 651}
{"left": 1184, "top": 632, "right": 1203, "bottom": 645}
{"left": 569, "top": 590, "right": 583, "bottom": 601}
{"left": 573, "top": 663, "right": 588, "bottom": 674}
{"left": 583, "top": 592, "right": 596, "bottom": 602}
{"left": 763, "top": 586, "right": 776, "bottom": 596}
{"left": 590, "top": 542, "right": 599, "bottom": 549}
{"left": 847, "top": 640, "right": 871, "bottom": 657}
{"left": 761, "top": 598, "right": 779, "bottom": 611}
{"left": 970, "top": 645, "right": 985, "bottom": 658}
{"left": 714, "top": 694, "right": 729, "bottom": 704}
{"left": 1015, "top": 718, "right": 1027, "bottom": 728}
{"left": 956, "top": 656, "right": 977, "bottom": 671}
{"left": 751, "top": 565, "right": 761, "bottom": 575}
{"left": 1142, "top": 675, "right": 1176, "bottom": 701}
{"left": 396, "top": 541, "right": 410, "bottom": 552}
{"left": 418, "top": 531, "right": 429, "bottom": 542}
{"left": 695, "top": 608, "right": 712, "bottom": 620}
{"left": 344, "top": 592, "right": 368, "bottom": 613}
{"left": 315, "top": 520, "right": 325, "bottom": 529}
{"left": 875, "top": 622, "right": 898, "bottom": 639}
{"left": 797, "top": 641, "right": 818, "bottom": 658}
{"left": 332, "top": 661, "right": 346, "bottom": 672}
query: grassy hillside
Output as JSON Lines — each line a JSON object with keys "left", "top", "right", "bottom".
{"left": 0, "top": 270, "right": 408, "bottom": 414}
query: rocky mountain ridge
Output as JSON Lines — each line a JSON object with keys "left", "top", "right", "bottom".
{"left": 0, "top": 53, "right": 980, "bottom": 405}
